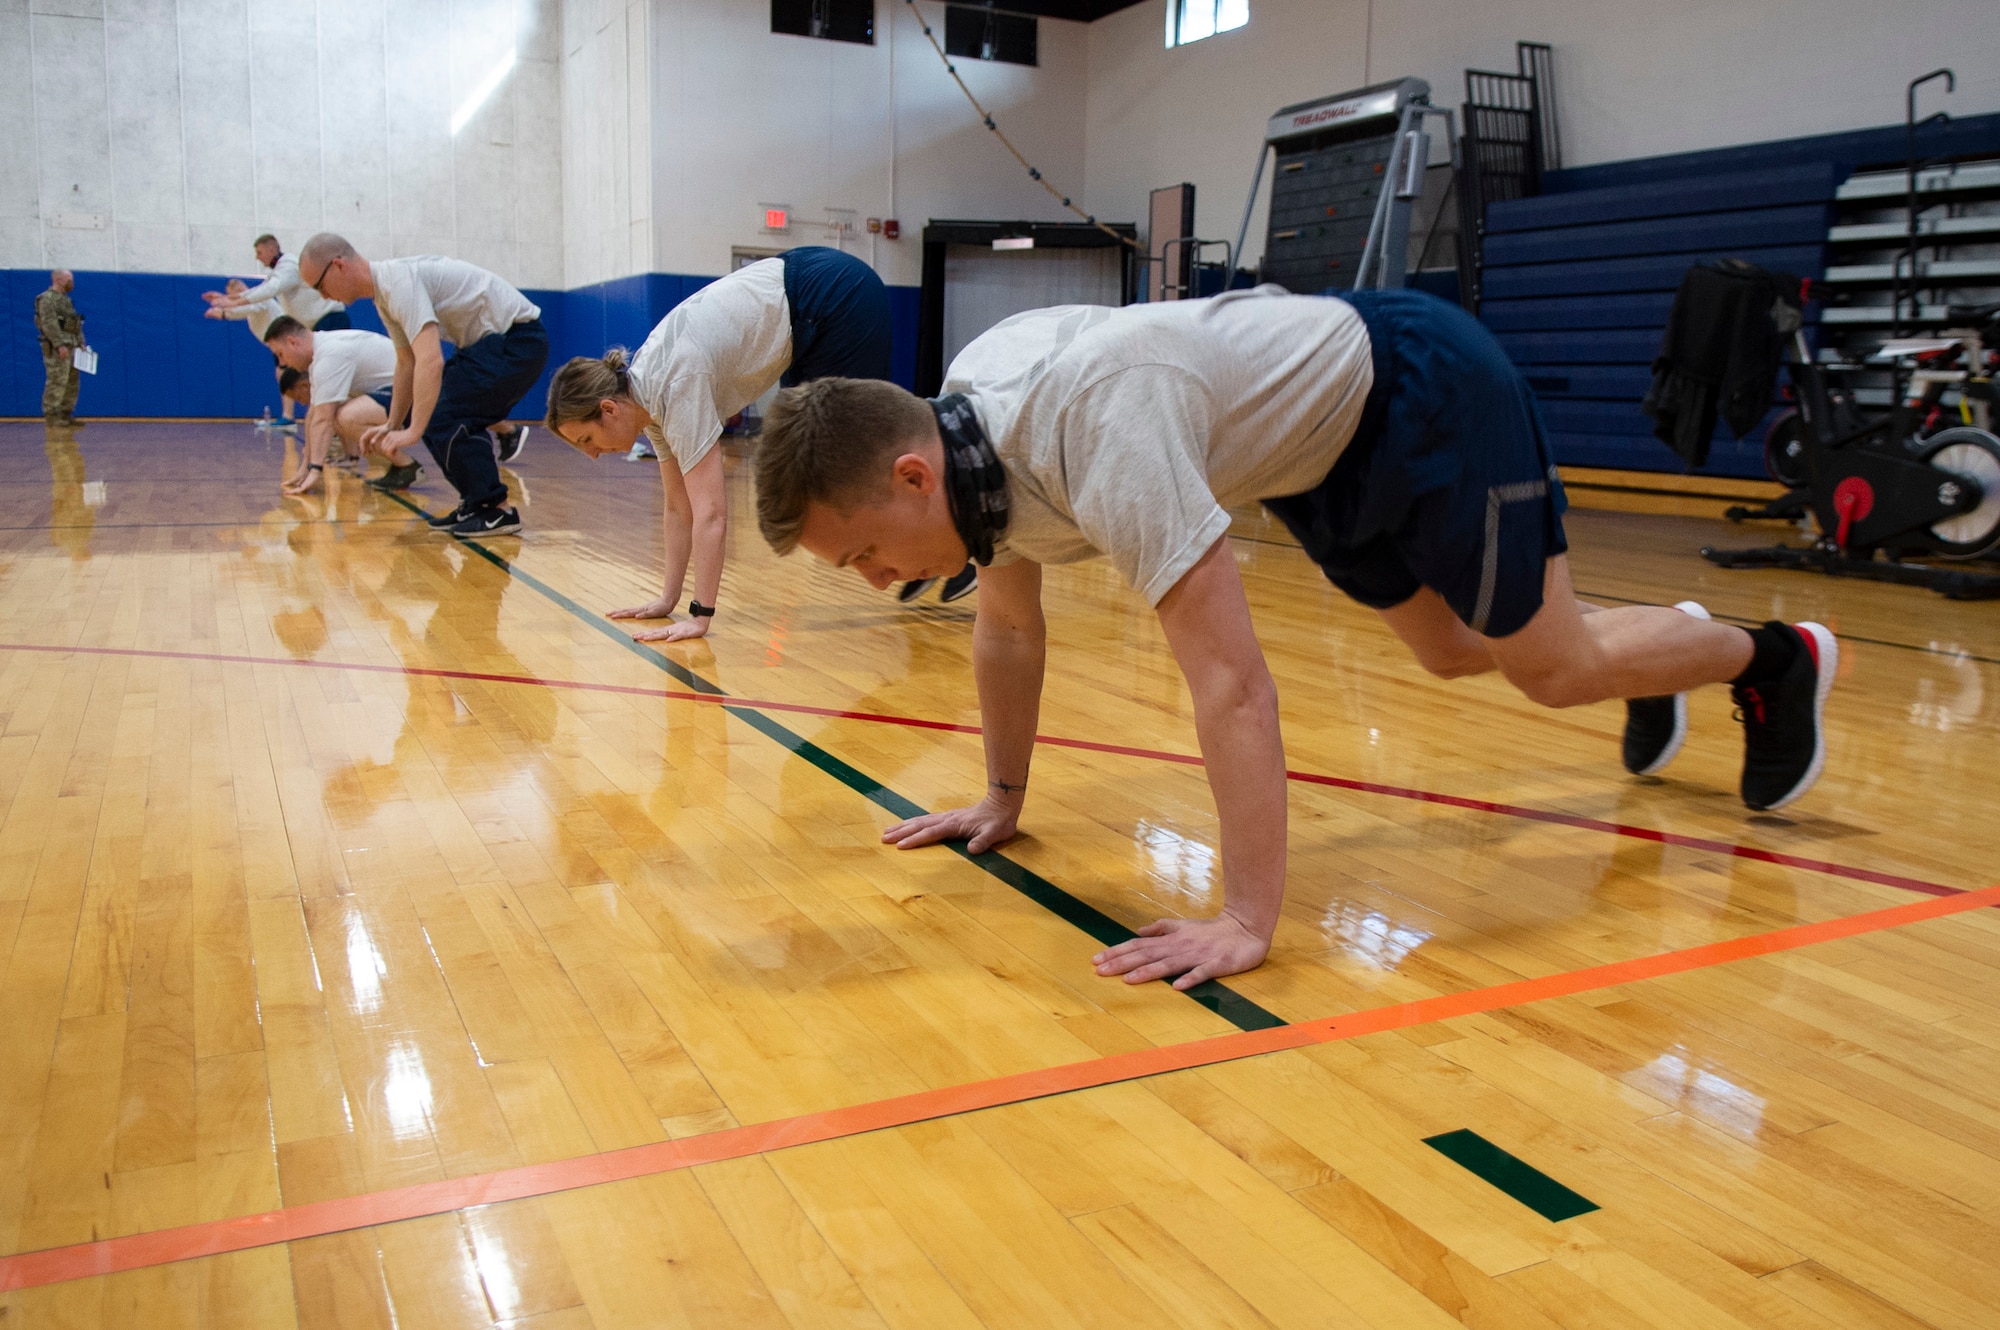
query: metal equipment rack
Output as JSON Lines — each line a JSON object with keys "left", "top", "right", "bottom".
{"left": 1819, "top": 70, "right": 2000, "bottom": 394}
{"left": 1232, "top": 78, "right": 1460, "bottom": 295}
{"left": 1455, "top": 42, "right": 1556, "bottom": 314}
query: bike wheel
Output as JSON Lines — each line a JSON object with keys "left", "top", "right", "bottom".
{"left": 1920, "top": 427, "right": 2000, "bottom": 558}
{"left": 1763, "top": 409, "right": 1808, "bottom": 488}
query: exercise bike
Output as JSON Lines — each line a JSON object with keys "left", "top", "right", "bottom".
{"left": 1702, "top": 301, "right": 2000, "bottom": 599}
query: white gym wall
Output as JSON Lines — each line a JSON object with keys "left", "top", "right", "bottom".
{"left": 5, "top": 0, "right": 1996, "bottom": 293}
{"left": 1084, "top": 0, "right": 2000, "bottom": 272}
{"left": 562, "top": 0, "right": 653, "bottom": 288}
{"left": 0, "top": 0, "right": 565, "bottom": 290}
{"left": 560, "top": 0, "right": 1094, "bottom": 290}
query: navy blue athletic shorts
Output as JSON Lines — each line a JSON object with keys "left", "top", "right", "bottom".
{"left": 313, "top": 309, "right": 352, "bottom": 332}
{"left": 781, "top": 246, "right": 893, "bottom": 385}
{"left": 366, "top": 386, "right": 394, "bottom": 413}
{"left": 1261, "top": 288, "right": 1568, "bottom": 639}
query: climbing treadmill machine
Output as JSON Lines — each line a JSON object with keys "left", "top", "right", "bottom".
{"left": 1257, "top": 78, "right": 1440, "bottom": 295}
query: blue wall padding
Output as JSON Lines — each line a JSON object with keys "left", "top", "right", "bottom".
{"left": 3, "top": 268, "right": 921, "bottom": 420}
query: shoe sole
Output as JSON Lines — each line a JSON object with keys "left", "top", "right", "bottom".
{"left": 1628, "top": 601, "right": 1711, "bottom": 777}
{"left": 1750, "top": 621, "right": 1837, "bottom": 812}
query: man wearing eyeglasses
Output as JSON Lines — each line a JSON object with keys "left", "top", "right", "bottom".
{"left": 298, "top": 234, "right": 547, "bottom": 537}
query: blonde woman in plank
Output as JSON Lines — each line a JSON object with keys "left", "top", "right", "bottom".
{"left": 543, "top": 246, "right": 973, "bottom": 644}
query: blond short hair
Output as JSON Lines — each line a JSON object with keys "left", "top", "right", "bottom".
{"left": 755, "top": 378, "right": 934, "bottom": 554}
{"left": 543, "top": 348, "right": 634, "bottom": 442}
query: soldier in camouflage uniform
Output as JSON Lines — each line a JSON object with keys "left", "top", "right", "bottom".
{"left": 36, "top": 270, "right": 86, "bottom": 428}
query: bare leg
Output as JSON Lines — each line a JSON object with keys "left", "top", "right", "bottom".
{"left": 336, "top": 396, "right": 394, "bottom": 474}
{"left": 1378, "top": 556, "right": 1751, "bottom": 707}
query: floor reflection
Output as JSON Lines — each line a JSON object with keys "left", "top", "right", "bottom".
{"left": 1639, "top": 1044, "right": 1768, "bottom": 1138}
{"left": 380, "top": 1040, "right": 436, "bottom": 1143}
{"left": 1318, "top": 898, "right": 1434, "bottom": 970}
{"left": 1134, "top": 818, "right": 1220, "bottom": 907}
{"left": 1907, "top": 652, "right": 1986, "bottom": 732}
{"left": 44, "top": 427, "right": 95, "bottom": 562}
{"left": 346, "top": 910, "right": 390, "bottom": 1016}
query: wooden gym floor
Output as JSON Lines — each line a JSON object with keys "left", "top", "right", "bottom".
{"left": 2, "top": 419, "right": 1998, "bottom": 1328}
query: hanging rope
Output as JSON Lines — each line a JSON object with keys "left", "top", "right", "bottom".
{"left": 901, "top": 0, "right": 1140, "bottom": 251}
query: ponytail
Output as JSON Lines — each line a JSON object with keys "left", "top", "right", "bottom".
{"left": 544, "top": 349, "right": 636, "bottom": 436}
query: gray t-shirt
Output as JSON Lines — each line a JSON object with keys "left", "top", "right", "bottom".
{"left": 223, "top": 297, "right": 283, "bottom": 342}
{"left": 372, "top": 256, "right": 540, "bottom": 351}
{"left": 308, "top": 329, "right": 397, "bottom": 406}
{"left": 942, "top": 287, "right": 1373, "bottom": 604}
{"left": 237, "top": 253, "right": 346, "bottom": 329}
{"left": 628, "top": 258, "right": 792, "bottom": 472}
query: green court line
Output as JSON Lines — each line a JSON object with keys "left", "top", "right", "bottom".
{"left": 1422, "top": 1129, "right": 1600, "bottom": 1222}
{"left": 381, "top": 493, "right": 1284, "bottom": 1033}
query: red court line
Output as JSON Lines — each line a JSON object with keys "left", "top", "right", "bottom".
{"left": 4, "top": 880, "right": 1996, "bottom": 1293}
{"left": 0, "top": 640, "right": 1966, "bottom": 901}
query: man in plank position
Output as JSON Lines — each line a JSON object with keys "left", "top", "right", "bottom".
{"left": 753, "top": 287, "right": 1838, "bottom": 987}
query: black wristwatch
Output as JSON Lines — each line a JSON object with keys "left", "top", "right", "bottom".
{"left": 687, "top": 600, "right": 715, "bottom": 617}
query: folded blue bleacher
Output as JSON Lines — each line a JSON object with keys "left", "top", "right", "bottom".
{"left": 1481, "top": 113, "right": 2000, "bottom": 478}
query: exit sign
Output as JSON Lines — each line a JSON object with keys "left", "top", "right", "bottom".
{"left": 760, "top": 205, "right": 791, "bottom": 234}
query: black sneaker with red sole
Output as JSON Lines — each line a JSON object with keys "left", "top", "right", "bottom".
{"left": 1733, "top": 621, "right": 1837, "bottom": 811}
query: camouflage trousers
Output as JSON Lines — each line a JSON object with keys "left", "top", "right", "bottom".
{"left": 43, "top": 351, "right": 79, "bottom": 419}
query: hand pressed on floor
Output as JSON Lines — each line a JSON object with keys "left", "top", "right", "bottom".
{"left": 1094, "top": 912, "right": 1271, "bottom": 989}
{"left": 629, "top": 616, "right": 710, "bottom": 643}
{"left": 882, "top": 796, "right": 1020, "bottom": 856}
{"left": 608, "top": 596, "right": 676, "bottom": 622}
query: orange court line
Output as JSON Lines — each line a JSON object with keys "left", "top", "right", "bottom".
{"left": 4, "top": 881, "right": 1997, "bottom": 1293}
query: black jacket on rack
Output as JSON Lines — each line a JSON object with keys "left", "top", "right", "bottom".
{"left": 1641, "top": 259, "right": 1804, "bottom": 469}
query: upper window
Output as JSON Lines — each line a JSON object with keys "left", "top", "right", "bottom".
{"left": 945, "top": 4, "right": 1037, "bottom": 67}
{"left": 1165, "top": 0, "right": 1246, "bottom": 47}
{"left": 772, "top": 0, "right": 874, "bottom": 45}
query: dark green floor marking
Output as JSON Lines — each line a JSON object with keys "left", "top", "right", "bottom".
{"left": 383, "top": 493, "right": 1284, "bottom": 1032}
{"left": 1423, "top": 1129, "right": 1600, "bottom": 1222}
